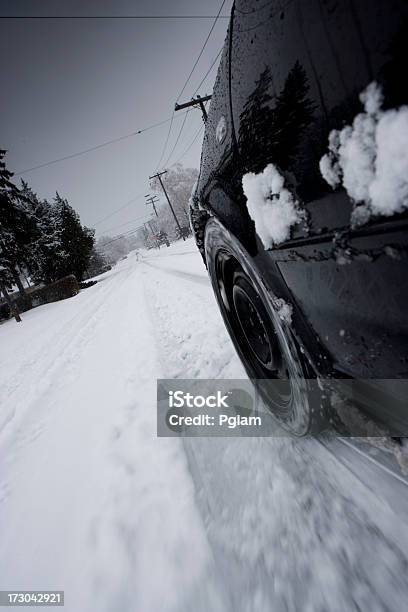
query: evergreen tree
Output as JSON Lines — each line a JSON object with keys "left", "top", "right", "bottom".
{"left": 0, "top": 150, "right": 35, "bottom": 295}
{"left": 36, "top": 193, "right": 94, "bottom": 283}
{"left": 238, "top": 62, "right": 315, "bottom": 173}
{"left": 86, "top": 248, "right": 108, "bottom": 277}
{"left": 18, "top": 180, "right": 50, "bottom": 284}
{"left": 270, "top": 61, "right": 315, "bottom": 168}
{"left": 238, "top": 67, "right": 274, "bottom": 172}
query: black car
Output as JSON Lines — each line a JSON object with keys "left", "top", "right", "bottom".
{"left": 190, "top": 0, "right": 408, "bottom": 435}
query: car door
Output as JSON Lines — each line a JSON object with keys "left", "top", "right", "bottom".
{"left": 230, "top": 0, "right": 408, "bottom": 381}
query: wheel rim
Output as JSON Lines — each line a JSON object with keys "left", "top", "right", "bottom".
{"left": 232, "top": 276, "right": 276, "bottom": 371}
{"left": 215, "top": 249, "right": 293, "bottom": 411}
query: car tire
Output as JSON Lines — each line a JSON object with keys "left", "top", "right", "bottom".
{"left": 204, "top": 216, "right": 327, "bottom": 436}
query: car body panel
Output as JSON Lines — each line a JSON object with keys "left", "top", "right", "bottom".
{"left": 192, "top": 0, "right": 408, "bottom": 388}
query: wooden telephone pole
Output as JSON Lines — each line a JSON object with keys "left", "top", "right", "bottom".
{"left": 174, "top": 94, "right": 212, "bottom": 122}
{"left": 149, "top": 171, "right": 186, "bottom": 240}
{"left": 145, "top": 194, "right": 160, "bottom": 218}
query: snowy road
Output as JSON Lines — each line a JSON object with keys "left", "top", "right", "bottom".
{"left": 1, "top": 239, "right": 408, "bottom": 612}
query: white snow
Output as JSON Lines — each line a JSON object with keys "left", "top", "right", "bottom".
{"left": 272, "top": 296, "right": 293, "bottom": 325}
{"left": 1, "top": 239, "right": 408, "bottom": 611}
{"left": 319, "top": 133, "right": 342, "bottom": 190}
{"left": 0, "top": 244, "right": 235, "bottom": 612}
{"left": 370, "top": 107, "right": 408, "bottom": 215}
{"left": 242, "top": 163, "right": 303, "bottom": 248}
{"left": 320, "top": 81, "right": 408, "bottom": 226}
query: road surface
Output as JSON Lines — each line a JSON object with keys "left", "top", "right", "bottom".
{"left": 0, "top": 239, "right": 407, "bottom": 612}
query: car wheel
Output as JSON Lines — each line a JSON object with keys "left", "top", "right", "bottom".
{"left": 204, "top": 217, "right": 326, "bottom": 435}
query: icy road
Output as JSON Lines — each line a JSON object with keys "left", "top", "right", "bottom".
{"left": 1, "top": 239, "right": 408, "bottom": 612}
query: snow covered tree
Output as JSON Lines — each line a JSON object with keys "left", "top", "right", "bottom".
{"left": 0, "top": 150, "right": 94, "bottom": 325}
{"left": 0, "top": 150, "right": 35, "bottom": 296}
{"left": 96, "top": 233, "right": 138, "bottom": 264}
{"left": 15, "top": 185, "right": 95, "bottom": 284}
{"left": 85, "top": 248, "right": 109, "bottom": 278}
{"left": 18, "top": 180, "right": 52, "bottom": 285}
{"left": 35, "top": 193, "right": 94, "bottom": 283}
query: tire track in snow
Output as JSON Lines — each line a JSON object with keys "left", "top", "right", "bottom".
{"left": 141, "top": 249, "right": 408, "bottom": 612}
{"left": 0, "top": 264, "right": 138, "bottom": 515}
{"left": 316, "top": 437, "right": 408, "bottom": 524}
{"left": 0, "top": 263, "right": 134, "bottom": 448}
{"left": 142, "top": 258, "right": 210, "bottom": 286}
{"left": 79, "top": 264, "right": 227, "bottom": 612}
{"left": 140, "top": 258, "right": 243, "bottom": 380}
{"left": 0, "top": 257, "right": 229, "bottom": 612}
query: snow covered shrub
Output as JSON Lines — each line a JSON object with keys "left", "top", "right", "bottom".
{"left": 30, "top": 275, "right": 79, "bottom": 308}
{"left": 79, "top": 280, "right": 98, "bottom": 290}
{"left": 242, "top": 163, "right": 304, "bottom": 248}
{"left": 319, "top": 82, "right": 408, "bottom": 227}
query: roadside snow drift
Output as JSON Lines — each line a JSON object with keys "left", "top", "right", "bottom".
{"left": 2, "top": 240, "right": 408, "bottom": 612}
{"left": 319, "top": 82, "right": 408, "bottom": 226}
{"left": 242, "top": 163, "right": 303, "bottom": 248}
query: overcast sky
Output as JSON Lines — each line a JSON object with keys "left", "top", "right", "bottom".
{"left": 0, "top": 0, "right": 232, "bottom": 236}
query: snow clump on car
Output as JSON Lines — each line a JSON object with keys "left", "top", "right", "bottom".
{"left": 319, "top": 81, "right": 408, "bottom": 227}
{"left": 242, "top": 163, "right": 304, "bottom": 248}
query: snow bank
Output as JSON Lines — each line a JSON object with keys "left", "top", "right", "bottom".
{"left": 0, "top": 254, "right": 217, "bottom": 612}
{"left": 319, "top": 82, "right": 408, "bottom": 226}
{"left": 242, "top": 164, "right": 303, "bottom": 248}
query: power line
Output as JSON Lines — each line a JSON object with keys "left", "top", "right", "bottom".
{"left": 154, "top": 110, "right": 175, "bottom": 172}
{"left": 154, "top": 0, "right": 226, "bottom": 172}
{"left": 166, "top": 91, "right": 211, "bottom": 166}
{"left": 169, "top": 36, "right": 219, "bottom": 164}
{"left": 104, "top": 225, "right": 145, "bottom": 241}
{"left": 163, "top": 110, "right": 190, "bottom": 168}
{"left": 176, "top": 0, "right": 227, "bottom": 103}
{"left": 1, "top": 15, "right": 231, "bottom": 20}
{"left": 171, "top": 124, "right": 205, "bottom": 166}
{"left": 97, "top": 227, "right": 145, "bottom": 248}
{"left": 100, "top": 214, "right": 151, "bottom": 236}
{"left": 192, "top": 46, "right": 223, "bottom": 96}
{"left": 145, "top": 194, "right": 160, "bottom": 218}
{"left": 164, "top": 1, "right": 225, "bottom": 166}
{"left": 9, "top": 4, "right": 226, "bottom": 232}
{"left": 174, "top": 94, "right": 211, "bottom": 121}
{"left": 93, "top": 192, "right": 146, "bottom": 227}
{"left": 14, "top": 111, "right": 189, "bottom": 176}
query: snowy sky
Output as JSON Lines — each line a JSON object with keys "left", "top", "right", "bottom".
{"left": 0, "top": 0, "right": 232, "bottom": 236}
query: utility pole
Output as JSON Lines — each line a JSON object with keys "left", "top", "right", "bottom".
{"left": 145, "top": 194, "right": 160, "bottom": 218}
{"left": 143, "top": 221, "right": 158, "bottom": 249}
{"left": 149, "top": 171, "right": 185, "bottom": 240}
{"left": 148, "top": 220, "right": 161, "bottom": 249}
{"left": 174, "top": 94, "right": 212, "bottom": 122}
{"left": 148, "top": 219, "right": 157, "bottom": 236}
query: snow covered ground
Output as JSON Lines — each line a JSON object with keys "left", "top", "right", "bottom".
{"left": 1, "top": 238, "right": 408, "bottom": 612}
